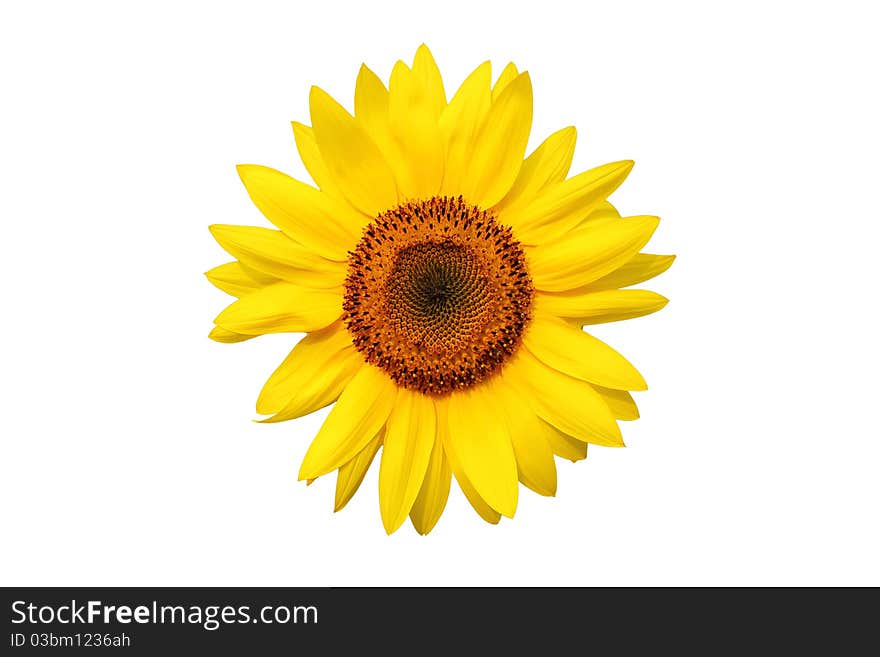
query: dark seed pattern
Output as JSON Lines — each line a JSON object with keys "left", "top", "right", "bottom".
{"left": 343, "top": 196, "right": 533, "bottom": 396}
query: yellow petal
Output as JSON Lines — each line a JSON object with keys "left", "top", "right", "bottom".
{"left": 256, "top": 321, "right": 361, "bottom": 419}
{"left": 507, "top": 161, "right": 634, "bottom": 245}
{"left": 353, "top": 64, "right": 412, "bottom": 193}
{"left": 388, "top": 60, "right": 444, "bottom": 198}
{"left": 236, "top": 164, "right": 363, "bottom": 260}
{"left": 209, "top": 224, "right": 346, "bottom": 289}
{"left": 436, "top": 397, "right": 500, "bottom": 525}
{"left": 439, "top": 61, "right": 492, "bottom": 196}
{"left": 454, "top": 468, "right": 501, "bottom": 525}
{"left": 524, "top": 315, "right": 647, "bottom": 390}
{"left": 298, "top": 365, "right": 397, "bottom": 480}
{"left": 213, "top": 281, "right": 341, "bottom": 335}
{"left": 544, "top": 427, "right": 588, "bottom": 462}
{"left": 492, "top": 62, "right": 518, "bottom": 100}
{"left": 493, "top": 378, "right": 557, "bottom": 497}
{"left": 353, "top": 64, "right": 422, "bottom": 201}
{"left": 354, "top": 64, "right": 390, "bottom": 139}
{"left": 592, "top": 384, "right": 639, "bottom": 421}
{"left": 584, "top": 253, "right": 676, "bottom": 292}
{"left": 208, "top": 325, "right": 255, "bottom": 343}
{"left": 572, "top": 199, "right": 621, "bottom": 228}
{"left": 409, "top": 430, "right": 451, "bottom": 535}
{"left": 536, "top": 289, "right": 669, "bottom": 324}
{"left": 527, "top": 215, "right": 660, "bottom": 292}
{"left": 446, "top": 386, "right": 518, "bottom": 517}
{"left": 310, "top": 86, "right": 398, "bottom": 216}
{"left": 291, "top": 122, "right": 346, "bottom": 201}
{"left": 379, "top": 390, "right": 436, "bottom": 534}
{"left": 504, "top": 349, "right": 623, "bottom": 447}
{"left": 334, "top": 431, "right": 383, "bottom": 512}
{"left": 461, "top": 72, "right": 533, "bottom": 208}
{"left": 205, "top": 261, "right": 277, "bottom": 298}
{"left": 411, "top": 44, "right": 446, "bottom": 118}
{"left": 495, "top": 127, "right": 577, "bottom": 212}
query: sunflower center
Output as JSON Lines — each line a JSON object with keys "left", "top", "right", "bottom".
{"left": 343, "top": 196, "right": 533, "bottom": 396}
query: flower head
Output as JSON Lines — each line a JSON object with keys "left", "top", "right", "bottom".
{"left": 207, "top": 46, "right": 674, "bottom": 534}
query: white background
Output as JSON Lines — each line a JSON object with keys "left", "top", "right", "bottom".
{"left": 2, "top": 0, "right": 878, "bottom": 586}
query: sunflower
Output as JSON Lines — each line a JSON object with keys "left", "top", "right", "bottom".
{"left": 207, "top": 45, "right": 673, "bottom": 534}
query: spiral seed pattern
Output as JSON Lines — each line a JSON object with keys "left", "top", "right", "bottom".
{"left": 343, "top": 196, "right": 533, "bottom": 395}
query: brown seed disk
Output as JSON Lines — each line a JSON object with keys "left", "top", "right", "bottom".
{"left": 343, "top": 196, "right": 533, "bottom": 396}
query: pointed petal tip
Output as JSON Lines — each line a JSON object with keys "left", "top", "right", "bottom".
{"left": 630, "top": 373, "right": 649, "bottom": 391}
{"left": 629, "top": 214, "right": 661, "bottom": 237}
{"left": 602, "top": 159, "right": 634, "bottom": 179}
{"left": 410, "top": 518, "right": 437, "bottom": 536}
{"left": 411, "top": 511, "right": 441, "bottom": 535}
{"left": 600, "top": 416, "right": 627, "bottom": 446}
{"left": 497, "top": 495, "right": 518, "bottom": 519}
{"left": 382, "top": 516, "right": 405, "bottom": 535}
{"left": 254, "top": 390, "right": 277, "bottom": 418}
{"left": 207, "top": 326, "right": 241, "bottom": 344}
{"left": 391, "top": 59, "right": 409, "bottom": 75}
{"left": 308, "top": 85, "right": 330, "bottom": 109}
{"left": 297, "top": 460, "right": 316, "bottom": 481}
{"left": 255, "top": 413, "right": 289, "bottom": 425}
{"left": 234, "top": 163, "right": 256, "bottom": 181}
{"left": 596, "top": 159, "right": 634, "bottom": 181}
{"left": 207, "top": 224, "right": 240, "bottom": 245}
{"left": 258, "top": 411, "right": 293, "bottom": 423}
